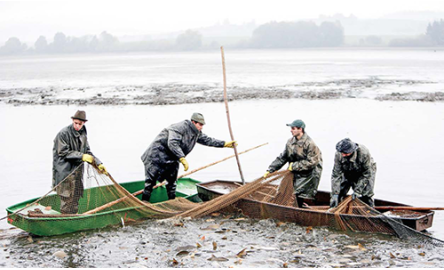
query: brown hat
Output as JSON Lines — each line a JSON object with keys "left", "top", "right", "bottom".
{"left": 71, "top": 110, "right": 88, "bottom": 122}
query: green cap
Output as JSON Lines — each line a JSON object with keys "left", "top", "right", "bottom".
{"left": 191, "top": 112, "right": 205, "bottom": 125}
{"left": 286, "top": 119, "right": 305, "bottom": 129}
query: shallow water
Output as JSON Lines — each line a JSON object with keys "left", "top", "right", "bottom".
{"left": 1, "top": 49, "right": 444, "bottom": 267}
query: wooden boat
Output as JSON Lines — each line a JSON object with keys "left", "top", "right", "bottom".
{"left": 6, "top": 178, "right": 200, "bottom": 237}
{"left": 197, "top": 180, "right": 434, "bottom": 234}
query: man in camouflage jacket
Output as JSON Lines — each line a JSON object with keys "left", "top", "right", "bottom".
{"left": 141, "top": 113, "right": 236, "bottom": 201}
{"left": 265, "top": 119, "right": 323, "bottom": 207}
{"left": 330, "top": 138, "right": 377, "bottom": 207}
{"left": 52, "top": 110, "right": 106, "bottom": 214}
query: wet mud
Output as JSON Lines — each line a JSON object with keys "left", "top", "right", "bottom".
{"left": 1, "top": 215, "right": 444, "bottom": 268}
{"left": 1, "top": 78, "right": 442, "bottom": 106}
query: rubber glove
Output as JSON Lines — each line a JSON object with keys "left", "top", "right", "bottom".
{"left": 179, "top": 157, "right": 189, "bottom": 171}
{"left": 263, "top": 171, "right": 270, "bottom": 178}
{"left": 224, "top": 140, "right": 238, "bottom": 148}
{"left": 352, "top": 192, "right": 361, "bottom": 200}
{"left": 98, "top": 164, "right": 108, "bottom": 175}
{"left": 330, "top": 194, "right": 339, "bottom": 208}
{"left": 288, "top": 162, "right": 293, "bottom": 171}
{"left": 82, "top": 154, "right": 94, "bottom": 164}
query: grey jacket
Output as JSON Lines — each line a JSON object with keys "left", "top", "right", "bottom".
{"left": 52, "top": 125, "right": 101, "bottom": 187}
{"left": 141, "top": 119, "right": 225, "bottom": 166}
{"left": 268, "top": 133, "right": 323, "bottom": 199}
{"left": 331, "top": 144, "right": 376, "bottom": 197}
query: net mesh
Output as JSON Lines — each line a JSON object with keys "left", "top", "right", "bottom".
{"left": 6, "top": 163, "right": 444, "bottom": 246}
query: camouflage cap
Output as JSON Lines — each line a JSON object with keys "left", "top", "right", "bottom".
{"left": 71, "top": 110, "right": 88, "bottom": 122}
{"left": 191, "top": 112, "right": 205, "bottom": 125}
{"left": 286, "top": 119, "right": 305, "bottom": 129}
{"left": 336, "top": 138, "right": 357, "bottom": 154}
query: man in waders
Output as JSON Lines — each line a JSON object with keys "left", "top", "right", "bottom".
{"left": 141, "top": 112, "right": 237, "bottom": 202}
{"left": 264, "top": 119, "right": 323, "bottom": 208}
{"left": 52, "top": 110, "right": 107, "bottom": 214}
{"left": 330, "top": 138, "right": 376, "bottom": 208}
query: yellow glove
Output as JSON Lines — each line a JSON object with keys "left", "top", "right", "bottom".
{"left": 82, "top": 154, "right": 94, "bottom": 164}
{"left": 288, "top": 162, "right": 294, "bottom": 171}
{"left": 263, "top": 171, "right": 270, "bottom": 178}
{"left": 179, "top": 157, "right": 189, "bottom": 171}
{"left": 98, "top": 164, "right": 108, "bottom": 175}
{"left": 224, "top": 140, "right": 238, "bottom": 148}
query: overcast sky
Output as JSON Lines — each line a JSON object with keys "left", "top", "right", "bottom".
{"left": 1, "top": 0, "right": 443, "bottom": 43}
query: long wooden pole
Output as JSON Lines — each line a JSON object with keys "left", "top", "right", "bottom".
{"left": 221, "top": 46, "right": 245, "bottom": 184}
{"left": 82, "top": 143, "right": 267, "bottom": 215}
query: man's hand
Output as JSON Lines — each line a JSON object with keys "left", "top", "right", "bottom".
{"left": 224, "top": 141, "right": 238, "bottom": 148}
{"left": 82, "top": 154, "right": 94, "bottom": 164}
{"left": 179, "top": 157, "right": 189, "bottom": 171}
{"left": 288, "top": 162, "right": 293, "bottom": 171}
{"left": 98, "top": 164, "right": 108, "bottom": 175}
{"left": 352, "top": 192, "right": 361, "bottom": 200}
{"left": 330, "top": 194, "right": 339, "bottom": 208}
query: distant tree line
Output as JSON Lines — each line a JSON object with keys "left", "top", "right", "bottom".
{"left": 250, "top": 21, "right": 344, "bottom": 48}
{"left": 1, "top": 19, "right": 443, "bottom": 55}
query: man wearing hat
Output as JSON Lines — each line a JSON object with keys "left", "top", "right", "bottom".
{"left": 141, "top": 113, "right": 237, "bottom": 202}
{"left": 264, "top": 119, "right": 323, "bottom": 207}
{"left": 330, "top": 138, "right": 377, "bottom": 208}
{"left": 52, "top": 110, "right": 107, "bottom": 214}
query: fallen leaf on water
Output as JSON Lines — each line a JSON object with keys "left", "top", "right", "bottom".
{"left": 237, "top": 248, "right": 247, "bottom": 258}
{"left": 344, "top": 245, "right": 360, "bottom": 249}
{"left": 201, "top": 235, "right": 206, "bottom": 241}
{"left": 212, "top": 241, "right": 217, "bottom": 251}
{"left": 196, "top": 242, "right": 202, "bottom": 248}
{"left": 390, "top": 252, "right": 396, "bottom": 259}
{"left": 419, "top": 252, "right": 425, "bottom": 256}
{"left": 234, "top": 259, "right": 243, "bottom": 265}
{"left": 306, "top": 226, "right": 313, "bottom": 234}
{"left": 211, "top": 212, "right": 221, "bottom": 217}
{"left": 283, "top": 262, "right": 289, "bottom": 268}
{"left": 170, "top": 258, "right": 178, "bottom": 265}
{"left": 27, "top": 236, "right": 33, "bottom": 243}
{"left": 234, "top": 218, "right": 246, "bottom": 221}
{"left": 53, "top": 251, "right": 67, "bottom": 259}
{"left": 358, "top": 243, "right": 367, "bottom": 251}
{"left": 221, "top": 235, "right": 227, "bottom": 240}
{"left": 174, "top": 222, "right": 184, "bottom": 227}
{"left": 208, "top": 255, "right": 229, "bottom": 262}
{"left": 201, "top": 224, "right": 220, "bottom": 230}
{"left": 276, "top": 221, "right": 286, "bottom": 227}
{"left": 206, "top": 219, "right": 215, "bottom": 222}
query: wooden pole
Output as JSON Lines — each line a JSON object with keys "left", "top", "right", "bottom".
{"left": 82, "top": 143, "right": 267, "bottom": 215}
{"left": 221, "top": 46, "right": 245, "bottom": 184}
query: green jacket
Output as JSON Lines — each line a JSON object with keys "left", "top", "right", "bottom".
{"left": 52, "top": 125, "right": 101, "bottom": 187}
{"left": 331, "top": 144, "right": 376, "bottom": 197}
{"left": 268, "top": 133, "right": 323, "bottom": 199}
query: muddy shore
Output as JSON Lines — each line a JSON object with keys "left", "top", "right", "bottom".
{"left": 1, "top": 78, "right": 443, "bottom": 106}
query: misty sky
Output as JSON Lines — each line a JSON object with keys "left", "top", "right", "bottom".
{"left": 1, "top": 0, "right": 443, "bottom": 44}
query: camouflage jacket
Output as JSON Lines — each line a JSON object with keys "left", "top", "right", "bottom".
{"left": 141, "top": 119, "right": 225, "bottom": 166}
{"left": 52, "top": 124, "right": 101, "bottom": 187}
{"left": 268, "top": 133, "right": 323, "bottom": 199}
{"left": 331, "top": 144, "right": 376, "bottom": 196}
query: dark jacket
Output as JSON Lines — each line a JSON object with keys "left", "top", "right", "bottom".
{"left": 52, "top": 125, "right": 101, "bottom": 187}
{"left": 268, "top": 133, "right": 323, "bottom": 199}
{"left": 141, "top": 119, "right": 225, "bottom": 166}
{"left": 331, "top": 144, "right": 376, "bottom": 197}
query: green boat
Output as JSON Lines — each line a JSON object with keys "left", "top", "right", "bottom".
{"left": 6, "top": 178, "right": 200, "bottom": 237}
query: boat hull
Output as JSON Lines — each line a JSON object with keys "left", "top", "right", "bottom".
{"left": 6, "top": 178, "right": 200, "bottom": 236}
{"left": 197, "top": 180, "right": 434, "bottom": 234}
